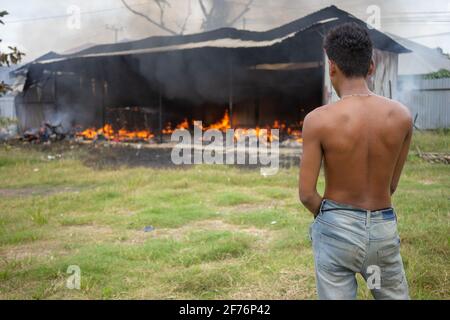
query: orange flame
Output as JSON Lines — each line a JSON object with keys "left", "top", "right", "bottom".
{"left": 177, "top": 118, "right": 189, "bottom": 130}
{"left": 77, "top": 112, "right": 303, "bottom": 144}
{"left": 161, "top": 118, "right": 190, "bottom": 134}
{"left": 206, "top": 111, "right": 231, "bottom": 131}
{"left": 78, "top": 124, "right": 154, "bottom": 141}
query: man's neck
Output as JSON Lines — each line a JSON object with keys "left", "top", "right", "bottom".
{"left": 336, "top": 77, "right": 370, "bottom": 98}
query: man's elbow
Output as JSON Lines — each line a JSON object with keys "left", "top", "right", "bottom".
{"left": 299, "top": 191, "right": 314, "bottom": 207}
{"left": 390, "top": 185, "right": 397, "bottom": 196}
{"left": 390, "top": 182, "right": 398, "bottom": 196}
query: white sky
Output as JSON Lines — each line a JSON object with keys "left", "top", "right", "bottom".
{"left": 1, "top": 0, "right": 449, "bottom": 62}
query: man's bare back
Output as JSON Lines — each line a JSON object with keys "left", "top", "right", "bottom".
{"left": 301, "top": 22, "right": 412, "bottom": 300}
{"left": 304, "top": 95, "right": 412, "bottom": 211}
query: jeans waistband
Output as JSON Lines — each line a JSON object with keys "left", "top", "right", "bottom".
{"left": 320, "top": 199, "right": 396, "bottom": 221}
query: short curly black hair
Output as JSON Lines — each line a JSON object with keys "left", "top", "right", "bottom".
{"left": 324, "top": 22, "right": 373, "bottom": 77}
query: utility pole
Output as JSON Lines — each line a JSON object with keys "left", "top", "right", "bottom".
{"left": 105, "top": 24, "right": 124, "bottom": 43}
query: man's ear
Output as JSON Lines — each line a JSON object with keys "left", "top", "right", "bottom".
{"left": 367, "top": 59, "right": 375, "bottom": 76}
{"left": 329, "top": 59, "right": 337, "bottom": 77}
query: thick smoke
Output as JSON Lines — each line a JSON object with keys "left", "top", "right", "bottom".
{"left": 3, "top": 0, "right": 449, "bottom": 62}
{"left": 5, "top": 0, "right": 449, "bottom": 131}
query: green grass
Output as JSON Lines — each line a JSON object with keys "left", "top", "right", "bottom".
{"left": 0, "top": 117, "right": 17, "bottom": 128}
{"left": 411, "top": 130, "right": 449, "bottom": 153}
{"left": 0, "top": 131, "right": 449, "bottom": 299}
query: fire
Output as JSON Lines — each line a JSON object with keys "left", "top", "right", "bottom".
{"left": 78, "top": 124, "right": 154, "bottom": 141}
{"left": 161, "top": 118, "right": 190, "bottom": 134}
{"left": 177, "top": 118, "right": 189, "bottom": 130}
{"left": 287, "top": 127, "right": 303, "bottom": 143}
{"left": 205, "top": 112, "right": 278, "bottom": 142}
{"left": 76, "top": 110, "right": 303, "bottom": 144}
{"left": 234, "top": 127, "right": 277, "bottom": 143}
{"left": 206, "top": 111, "right": 231, "bottom": 131}
{"left": 80, "top": 128, "right": 97, "bottom": 140}
{"left": 161, "top": 122, "right": 174, "bottom": 135}
{"left": 161, "top": 111, "right": 230, "bottom": 135}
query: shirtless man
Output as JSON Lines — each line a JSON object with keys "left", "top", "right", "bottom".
{"left": 299, "top": 23, "right": 412, "bottom": 300}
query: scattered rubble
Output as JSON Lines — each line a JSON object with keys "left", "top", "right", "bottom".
{"left": 419, "top": 152, "right": 450, "bottom": 164}
{"left": 416, "top": 147, "right": 450, "bottom": 164}
{"left": 22, "top": 122, "right": 66, "bottom": 143}
{"left": 0, "top": 124, "right": 18, "bottom": 141}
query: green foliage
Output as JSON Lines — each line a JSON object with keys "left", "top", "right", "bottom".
{"left": 0, "top": 10, "right": 25, "bottom": 95}
{"left": 0, "top": 117, "right": 17, "bottom": 127}
{"left": 423, "top": 69, "right": 450, "bottom": 80}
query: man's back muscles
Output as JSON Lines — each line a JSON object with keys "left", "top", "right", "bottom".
{"left": 311, "top": 95, "right": 412, "bottom": 210}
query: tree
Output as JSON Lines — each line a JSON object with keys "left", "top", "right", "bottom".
{"left": 121, "top": 0, "right": 191, "bottom": 35}
{"left": 0, "top": 11, "right": 25, "bottom": 95}
{"left": 121, "top": 0, "right": 253, "bottom": 35}
{"left": 424, "top": 69, "right": 450, "bottom": 80}
{"left": 198, "top": 0, "right": 253, "bottom": 31}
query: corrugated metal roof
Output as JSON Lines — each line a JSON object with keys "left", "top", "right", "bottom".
{"left": 39, "top": 30, "right": 301, "bottom": 64}
{"left": 31, "top": 5, "right": 409, "bottom": 66}
{"left": 388, "top": 33, "right": 450, "bottom": 76}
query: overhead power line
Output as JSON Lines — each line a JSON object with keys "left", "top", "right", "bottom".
{"left": 3, "top": 0, "right": 150, "bottom": 24}
{"left": 407, "top": 31, "right": 450, "bottom": 39}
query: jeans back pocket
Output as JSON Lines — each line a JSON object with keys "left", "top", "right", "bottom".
{"left": 317, "top": 232, "right": 360, "bottom": 272}
{"left": 377, "top": 237, "right": 404, "bottom": 287}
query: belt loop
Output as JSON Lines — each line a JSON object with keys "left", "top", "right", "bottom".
{"left": 318, "top": 199, "right": 325, "bottom": 216}
{"left": 366, "top": 210, "right": 371, "bottom": 226}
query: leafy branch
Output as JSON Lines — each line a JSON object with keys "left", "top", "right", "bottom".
{"left": 0, "top": 11, "right": 25, "bottom": 95}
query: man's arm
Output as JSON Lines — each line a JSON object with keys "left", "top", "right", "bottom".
{"left": 391, "top": 117, "right": 413, "bottom": 195}
{"left": 299, "top": 111, "right": 323, "bottom": 216}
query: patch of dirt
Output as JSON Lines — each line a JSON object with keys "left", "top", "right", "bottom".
{"left": 229, "top": 268, "right": 316, "bottom": 300}
{"left": 57, "top": 224, "right": 116, "bottom": 242}
{"left": 118, "top": 230, "right": 151, "bottom": 245}
{"left": 152, "top": 219, "right": 272, "bottom": 241}
{"left": 4, "top": 140, "right": 301, "bottom": 171}
{"left": 219, "top": 203, "right": 277, "bottom": 214}
{"left": 120, "top": 219, "right": 273, "bottom": 246}
{"left": 0, "top": 224, "right": 117, "bottom": 262}
{"left": 0, "top": 240, "right": 69, "bottom": 261}
{"left": 0, "top": 186, "right": 82, "bottom": 197}
{"left": 82, "top": 143, "right": 190, "bottom": 169}
{"left": 115, "top": 220, "right": 273, "bottom": 245}
{"left": 0, "top": 220, "right": 273, "bottom": 263}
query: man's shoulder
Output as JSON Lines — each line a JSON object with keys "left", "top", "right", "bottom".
{"left": 377, "top": 96, "right": 412, "bottom": 122}
{"left": 303, "top": 105, "right": 330, "bottom": 131}
{"left": 304, "top": 104, "right": 334, "bottom": 121}
{"left": 393, "top": 100, "right": 412, "bottom": 120}
{"left": 304, "top": 102, "right": 341, "bottom": 126}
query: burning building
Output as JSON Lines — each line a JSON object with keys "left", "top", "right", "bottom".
{"left": 12, "top": 6, "right": 409, "bottom": 143}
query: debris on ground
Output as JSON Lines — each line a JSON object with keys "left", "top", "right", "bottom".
{"left": 144, "top": 226, "right": 155, "bottom": 232}
{"left": 416, "top": 147, "right": 450, "bottom": 164}
{"left": 0, "top": 124, "right": 18, "bottom": 141}
{"left": 22, "top": 122, "right": 66, "bottom": 143}
{"left": 419, "top": 152, "right": 450, "bottom": 164}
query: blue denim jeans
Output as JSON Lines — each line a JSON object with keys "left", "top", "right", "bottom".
{"left": 310, "top": 199, "right": 409, "bottom": 300}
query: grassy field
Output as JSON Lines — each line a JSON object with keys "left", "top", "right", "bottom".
{"left": 0, "top": 131, "right": 448, "bottom": 299}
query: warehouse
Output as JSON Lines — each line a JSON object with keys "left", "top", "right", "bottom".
{"left": 13, "top": 5, "right": 409, "bottom": 141}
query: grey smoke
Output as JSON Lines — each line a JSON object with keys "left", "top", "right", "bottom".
{"left": 1, "top": 0, "right": 449, "bottom": 62}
